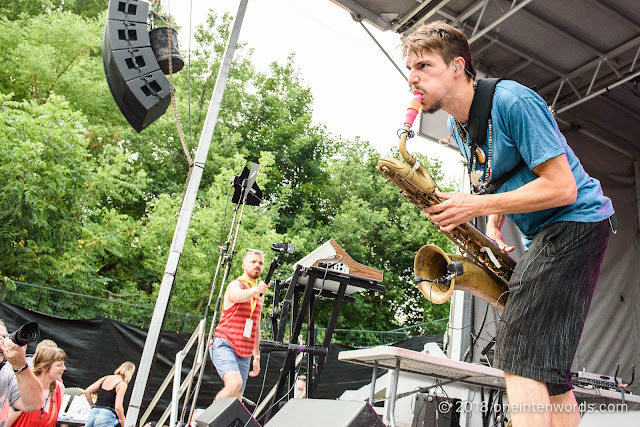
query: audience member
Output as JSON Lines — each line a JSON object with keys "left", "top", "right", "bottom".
{"left": 26, "top": 340, "right": 58, "bottom": 367}
{"left": 0, "top": 320, "right": 45, "bottom": 427}
{"left": 7, "top": 347, "right": 67, "bottom": 427}
{"left": 83, "top": 362, "right": 135, "bottom": 427}
{"left": 295, "top": 376, "right": 307, "bottom": 399}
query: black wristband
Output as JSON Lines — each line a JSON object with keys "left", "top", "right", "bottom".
{"left": 13, "top": 363, "right": 28, "bottom": 374}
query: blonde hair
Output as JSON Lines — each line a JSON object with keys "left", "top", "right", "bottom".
{"left": 33, "top": 347, "right": 67, "bottom": 393}
{"left": 243, "top": 249, "right": 264, "bottom": 261}
{"left": 36, "top": 339, "right": 58, "bottom": 352}
{"left": 114, "top": 361, "right": 136, "bottom": 383}
{"left": 402, "top": 20, "right": 476, "bottom": 79}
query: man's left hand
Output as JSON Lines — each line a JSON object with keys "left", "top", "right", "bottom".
{"left": 248, "top": 358, "right": 260, "bottom": 377}
{"left": 422, "top": 190, "right": 486, "bottom": 232}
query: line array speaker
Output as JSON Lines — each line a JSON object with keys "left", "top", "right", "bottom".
{"left": 102, "top": 0, "right": 170, "bottom": 132}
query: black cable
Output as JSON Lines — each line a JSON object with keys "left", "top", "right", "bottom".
{"left": 246, "top": 351, "right": 272, "bottom": 427}
{"left": 465, "top": 302, "right": 490, "bottom": 362}
{"left": 254, "top": 364, "right": 301, "bottom": 425}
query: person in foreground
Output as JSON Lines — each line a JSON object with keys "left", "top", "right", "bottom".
{"left": 403, "top": 21, "right": 614, "bottom": 426}
{"left": 0, "top": 321, "right": 45, "bottom": 427}
{"left": 7, "top": 346, "right": 66, "bottom": 427}
{"left": 210, "top": 249, "right": 268, "bottom": 401}
{"left": 83, "top": 362, "right": 136, "bottom": 427}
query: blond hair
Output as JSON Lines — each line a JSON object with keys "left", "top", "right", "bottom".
{"left": 33, "top": 346, "right": 67, "bottom": 392}
{"left": 36, "top": 339, "right": 58, "bottom": 352}
{"left": 115, "top": 361, "right": 136, "bottom": 383}
{"left": 402, "top": 20, "right": 476, "bottom": 79}
{"left": 243, "top": 249, "right": 264, "bottom": 262}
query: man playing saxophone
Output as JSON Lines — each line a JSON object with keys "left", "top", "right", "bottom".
{"left": 403, "top": 21, "right": 614, "bottom": 426}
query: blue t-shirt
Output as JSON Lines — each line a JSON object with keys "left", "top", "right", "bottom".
{"left": 448, "top": 80, "right": 614, "bottom": 242}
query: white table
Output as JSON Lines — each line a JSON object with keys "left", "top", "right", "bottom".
{"left": 339, "top": 346, "right": 639, "bottom": 426}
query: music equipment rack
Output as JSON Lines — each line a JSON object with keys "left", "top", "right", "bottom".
{"left": 260, "top": 242, "right": 384, "bottom": 423}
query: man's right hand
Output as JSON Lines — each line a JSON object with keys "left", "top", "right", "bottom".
{"left": 3, "top": 337, "right": 27, "bottom": 369}
{"left": 255, "top": 281, "right": 269, "bottom": 296}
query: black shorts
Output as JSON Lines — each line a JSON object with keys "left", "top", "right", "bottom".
{"left": 493, "top": 219, "right": 610, "bottom": 396}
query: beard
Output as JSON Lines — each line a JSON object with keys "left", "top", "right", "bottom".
{"left": 247, "top": 270, "right": 262, "bottom": 280}
{"left": 423, "top": 100, "right": 443, "bottom": 114}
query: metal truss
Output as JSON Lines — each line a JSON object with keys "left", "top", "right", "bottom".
{"left": 339, "top": 0, "right": 639, "bottom": 118}
{"left": 402, "top": 0, "right": 640, "bottom": 116}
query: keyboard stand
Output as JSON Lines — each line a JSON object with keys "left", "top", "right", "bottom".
{"left": 260, "top": 265, "right": 384, "bottom": 423}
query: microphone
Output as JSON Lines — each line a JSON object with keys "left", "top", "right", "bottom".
{"left": 270, "top": 242, "right": 295, "bottom": 254}
{"left": 481, "top": 338, "right": 496, "bottom": 356}
{"left": 260, "top": 243, "right": 294, "bottom": 297}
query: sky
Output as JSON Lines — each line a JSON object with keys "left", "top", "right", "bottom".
{"left": 167, "top": 0, "right": 465, "bottom": 184}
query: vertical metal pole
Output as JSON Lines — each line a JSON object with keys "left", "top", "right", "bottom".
{"left": 124, "top": 1, "right": 250, "bottom": 425}
{"left": 634, "top": 160, "right": 640, "bottom": 233}
{"left": 170, "top": 351, "right": 184, "bottom": 427}
{"left": 448, "top": 173, "right": 473, "bottom": 362}
{"left": 369, "top": 361, "right": 378, "bottom": 405}
{"left": 386, "top": 359, "right": 401, "bottom": 427}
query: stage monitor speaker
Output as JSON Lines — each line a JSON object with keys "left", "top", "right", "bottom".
{"left": 579, "top": 410, "right": 640, "bottom": 426}
{"left": 264, "top": 399, "right": 383, "bottom": 427}
{"left": 102, "top": 0, "right": 170, "bottom": 132}
{"left": 412, "top": 394, "right": 461, "bottom": 427}
{"left": 195, "top": 398, "right": 260, "bottom": 427}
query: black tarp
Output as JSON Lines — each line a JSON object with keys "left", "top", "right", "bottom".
{"left": 0, "top": 302, "right": 442, "bottom": 422}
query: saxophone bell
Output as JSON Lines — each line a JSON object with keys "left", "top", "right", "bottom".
{"left": 413, "top": 259, "right": 463, "bottom": 285}
{"left": 414, "top": 244, "right": 508, "bottom": 310}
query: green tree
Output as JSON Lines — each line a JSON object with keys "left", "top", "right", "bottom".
{"left": 0, "top": 5, "right": 456, "bottom": 338}
{"left": 0, "top": 93, "right": 147, "bottom": 307}
{"left": 0, "top": 94, "right": 92, "bottom": 283}
{"left": 300, "top": 138, "right": 453, "bottom": 332}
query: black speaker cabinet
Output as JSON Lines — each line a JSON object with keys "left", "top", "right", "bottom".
{"left": 412, "top": 394, "right": 461, "bottom": 427}
{"left": 195, "top": 398, "right": 260, "bottom": 427}
{"left": 102, "top": 0, "right": 170, "bottom": 132}
{"left": 264, "top": 399, "right": 383, "bottom": 427}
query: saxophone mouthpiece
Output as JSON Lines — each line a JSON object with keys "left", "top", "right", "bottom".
{"left": 405, "top": 91, "right": 423, "bottom": 127}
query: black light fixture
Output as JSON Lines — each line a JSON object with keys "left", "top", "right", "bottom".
{"left": 149, "top": 24, "right": 185, "bottom": 75}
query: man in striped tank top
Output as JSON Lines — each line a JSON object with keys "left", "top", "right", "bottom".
{"left": 210, "top": 249, "right": 268, "bottom": 400}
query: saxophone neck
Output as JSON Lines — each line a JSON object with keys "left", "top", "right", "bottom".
{"left": 399, "top": 124, "right": 417, "bottom": 167}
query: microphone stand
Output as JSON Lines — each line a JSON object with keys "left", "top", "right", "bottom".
{"left": 262, "top": 250, "right": 285, "bottom": 295}
{"left": 180, "top": 163, "right": 259, "bottom": 426}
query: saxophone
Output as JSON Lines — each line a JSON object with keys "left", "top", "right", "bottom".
{"left": 377, "top": 92, "right": 515, "bottom": 310}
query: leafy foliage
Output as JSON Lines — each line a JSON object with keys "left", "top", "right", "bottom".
{"left": 0, "top": 7, "right": 454, "bottom": 335}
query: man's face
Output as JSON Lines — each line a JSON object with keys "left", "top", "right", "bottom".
{"left": 406, "top": 49, "right": 456, "bottom": 114}
{"left": 243, "top": 253, "right": 264, "bottom": 280}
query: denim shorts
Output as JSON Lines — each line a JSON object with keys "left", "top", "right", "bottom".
{"left": 494, "top": 220, "right": 610, "bottom": 395}
{"left": 85, "top": 407, "right": 117, "bottom": 427}
{"left": 209, "top": 337, "right": 251, "bottom": 392}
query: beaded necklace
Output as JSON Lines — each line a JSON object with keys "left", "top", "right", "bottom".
{"left": 449, "top": 79, "right": 494, "bottom": 194}
{"left": 40, "top": 390, "right": 52, "bottom": 419}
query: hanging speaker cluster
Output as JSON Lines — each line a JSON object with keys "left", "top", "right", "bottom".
{"left": 102, "top": 0, "right": 176, "bottom": 132}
